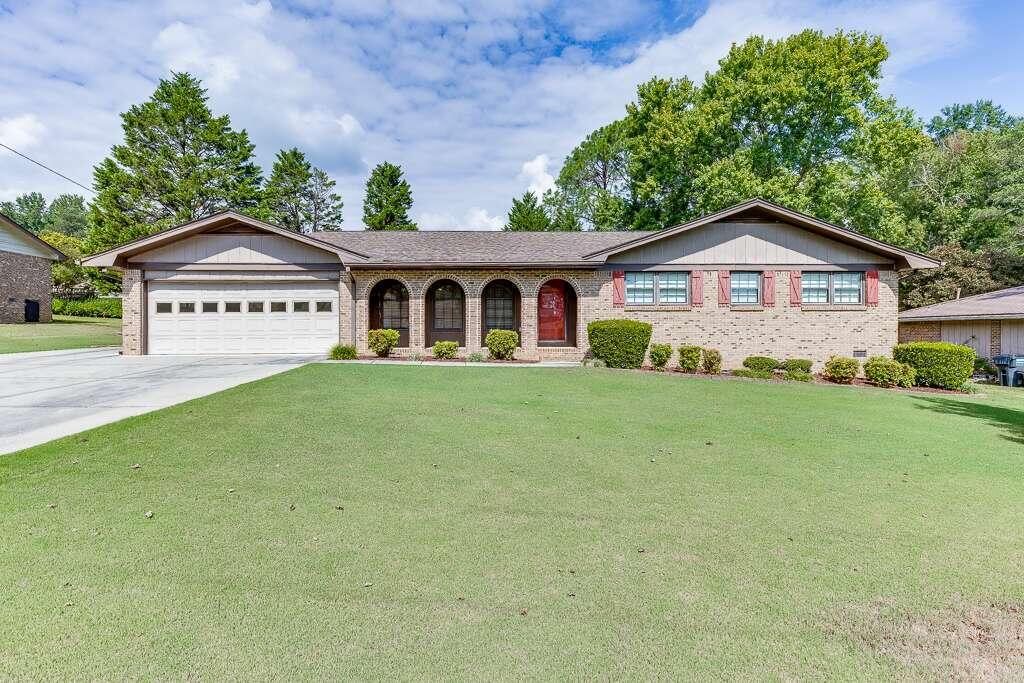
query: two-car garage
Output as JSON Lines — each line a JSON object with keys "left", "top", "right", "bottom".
{"left": 147, "top": 282, "right": 340, "bottom": 355}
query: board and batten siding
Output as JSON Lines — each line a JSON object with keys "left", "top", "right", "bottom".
{"left": 607, "top": 220, "right": 892, "bottom": 266}
{"left": 940, "top": 321, "right": 991, "bottom": 358}
{"left": 132, "top": 234, "right": 340, "bottom": 266}
{"left": 1001, "top": 321, "right": 1024, "bottom": 355}
{"left": 0, "top": 222, "right": 55, "bottom": 258}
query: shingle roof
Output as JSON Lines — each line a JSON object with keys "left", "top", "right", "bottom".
{"left": 900, "top": 285, "right": 1024, "bottom": 321}
{"left": 311, "top": 230, "right": 654, "bottom": 266}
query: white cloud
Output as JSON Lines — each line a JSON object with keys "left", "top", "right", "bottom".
{"left": 519, "top": 154, "right": 555, "bottom": 195}
{"left": 0, "top": 114, "right": 46, "bottom": 150}
{"left": 0, "top": 0, "right": 976, "bottom": 228}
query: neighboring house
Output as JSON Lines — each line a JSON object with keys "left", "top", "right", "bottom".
{"left": 82, "top": 199, "right": 937, "bottom": 367}
{"left": 899, "top": 285, "right": 1024, "bottom": 358}
{"left": 0, "top": 213, "right": 65, "bottom": 323}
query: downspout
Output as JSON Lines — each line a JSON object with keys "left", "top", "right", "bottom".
{"left": 347, "top": 267, "right": 357, "bottom": 345}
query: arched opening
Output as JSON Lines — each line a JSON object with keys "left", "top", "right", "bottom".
{"left": 537, "top": 279, "right": 577, "bottom": 346}
{"left": 425, "top": 279, "right": 465, "bottom": 347}
{"left": 481, "top": 279, "right": 521, "bottom": 346}
{"left": 369, "top": 279, "right": 410, "bottom": 347}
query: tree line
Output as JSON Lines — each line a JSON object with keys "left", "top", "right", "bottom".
{"left": 502, "top": 30, "right": 1024, "bottom": 307}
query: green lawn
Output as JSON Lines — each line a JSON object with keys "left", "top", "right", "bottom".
{"left": 0, "top": 315, "right": 121, "bottom": 354}
{"left": 2, "top": 366, "right": 1023, "bottom": 679}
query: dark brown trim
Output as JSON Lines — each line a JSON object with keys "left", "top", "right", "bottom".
{"left": 605, "top": 263, "right": 895, "bottom": 272}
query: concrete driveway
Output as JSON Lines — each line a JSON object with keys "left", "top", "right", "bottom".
{"left": 0, "top": 348, "right": 317, "bottom": 455}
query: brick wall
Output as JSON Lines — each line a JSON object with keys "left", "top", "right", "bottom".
{"left": 0, "top": 250, "right": 53, "bottom": 323}
{"left": 897, "top": 321, "right": 940, "bottom": 344}
{"left": 121, "top": 268, "right": 145, "bottom": 355}
{"left": 990, "top": 321, "right": 1001, "bottom": 357}
{"left": 351, "top": 268, "right": 901, "bottom": 369}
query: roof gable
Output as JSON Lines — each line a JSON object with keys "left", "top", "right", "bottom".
{"left": 584, "top": 199, "right": 939, "bottom": 270}
{"left": 0, "top": 214, "right": 64, "bottom": 260}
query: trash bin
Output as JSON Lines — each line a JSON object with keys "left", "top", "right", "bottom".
{"left": 992, "top": 355, "right": 1024, "bottom": 387}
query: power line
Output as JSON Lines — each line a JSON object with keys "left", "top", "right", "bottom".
{"left": 0, "top": 141, "right": 95, "bottom": 195}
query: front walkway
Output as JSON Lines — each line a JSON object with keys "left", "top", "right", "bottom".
{"left": 0, "top": 348, "right": 317, "bottom": 454}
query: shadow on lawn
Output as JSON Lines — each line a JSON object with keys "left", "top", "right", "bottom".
{"left": 914, "top": 396, "right": 1024, "bottom": 446}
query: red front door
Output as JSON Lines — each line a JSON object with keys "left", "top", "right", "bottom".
{"left": 538, "top": 281, "right": 566, "bottom": 342}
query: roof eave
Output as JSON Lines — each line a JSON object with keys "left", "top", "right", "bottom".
{"left": 0, "top": 213, "right": 66, "bottom": 261}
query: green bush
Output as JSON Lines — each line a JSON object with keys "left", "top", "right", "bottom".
{"left": 52, "top": 297, "right": 122, "bottom": 318}
{"left": 586, "top": 319, "right": 653, "bottom": 369}
{"left": 581, "top": 358, "right": 607, "bottom": 368}
{"left": 780, "top": 358, "right": 813, "bottom": 373}
{"left": 432, "top": 341, "right": 458, "bottom": 359}
{"left": 742, "top": 356, "right": 780, "bottom": 373}
{"left": 732, "top": 368, "right": 774, "bottom": 380}
{"left": 893, "top": 342, "right": 976, "bottom": 390}
{"left": 328, "top": 344, "right": 357, "bottom": 360}
{"left": 677, "top": 345, "right": 702, "bottom": 373}
{"left": 823, "top": 356, "right": 859, "bottom": 384}
{"left": 467, "top": 352, "right": 486, "bottom": 363}
{"left": 974, "top": 356, "right": 997, "bottom": 380}
{"left": 783, "top": 369, "right": 813, "bottom": 382}
{"left": 485, "top": 329, "right": 518, "bottom": 360}
{"left": 648, "top": 343, "right": 672, "bottom": 371}
{"left": 701, "top": 348, "right": 722, "bottom": 374}
{"left": 864, "top": 356, "right": 916, "bottom": 388}
{"left": 367, "top": 328, "right": 400, "bottom": 357}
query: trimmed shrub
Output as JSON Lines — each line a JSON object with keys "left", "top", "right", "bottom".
{"left": 648, "top": 343, "right": 672, "bottom": 371}
{"left": 328, "top": 344, "right": 357, "bottom": 360}
{"left": 732, "top": 368, "right": 774, "bottom": 380}
{"left": 780, "top": 358, "right": 813, "bottom": 373}
{"left": 701, "top": 348, "right": 722, "bottom": 374}
{"left": 783, "top": 369, "right": 813, "bottom": 382}
{"left": 893, "top": 341, "right": 975, "bottom": 390}
{"left": 743, "top": 356, "right": 780, "bottom": 373}
{"left": 485, "top": 329, "right": 518, "bottom": 360}
{"left": 823, "top": 356, "right": 859, "bottom": 384}
{"left": 586, "top": 319, "right": 652, "bottom": 369}
{"left": 367, "top": 328, "right": 400, "bottom": 357}
{"left": 677, "top": 345, "right": 702, "bottom": 373}
{"left": 467, "top": 352, "right": 486, "bottom": 363}
{"left": 864, "top": 356, "right": 915, "bottom": 388}
{"left": 52, "top": 297, "right": 122, "bottom": 318}
{"left": 432, "top": 341, "right": 458, "bottom": 359}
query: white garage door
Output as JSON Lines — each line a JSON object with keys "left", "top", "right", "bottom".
{"left": 148, "top": 282, "right": 339, "bottom": 354}
{"left": 1001, "top": 321, "right": 1024, "bottom": 355}
{"left": 941, "top": 321, "right": 991, "bottom": 358}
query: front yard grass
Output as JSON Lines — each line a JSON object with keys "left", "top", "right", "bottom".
{"left": 0, "top": 315, "right": 121, "bottom": 354}
{"left": 2, "top": 366, "right": 1023, "bottom": 679}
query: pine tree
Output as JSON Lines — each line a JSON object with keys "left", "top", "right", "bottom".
{"left": 362, "top": 162, "right": 417, "bottom": 230}
{"left": 262, "top": 148, "right": 313, "bottom": 232}
{"left": 503, "top": 191, "right": 551, "bottom": 231}
{"left": 86, "top": 72, "right": 263, "bottom": 252}
{"left": 305, "top": 168, "right": 344, "bottom": 232}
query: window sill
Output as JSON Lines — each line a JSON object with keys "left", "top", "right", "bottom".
{"left": 728, "top": 305, "right": 764, "bottom": 312}
{"left": 801, "top": 304, "right": 867, "bottom": 312}
{"left": 624, "top": 305, "right": 692, "bottom": 312}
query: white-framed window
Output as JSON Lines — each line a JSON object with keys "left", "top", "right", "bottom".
{"left": 730, "top": 272, "right": 760, "bottom": 305}
{"left": 224, "top": 302, "right": 241, "bottom": 313}
{"left": 270, "top": 301, "right": 287, "bottom": 313}
{"left": 801, "top": 272, "right": 830, "bottom": 304}
{"left": 202, "top": 302, "right": 218, "bottom": 313}
{"left": 801, "top": 272, "right": 864, "bottom": 305}
{"left": 625, "top": 271, "right": 690, "bottom": 305}
{"left": 316, "top": 301, "right": 333, "bottom": 313}
{"left": 178, "top": 302, "right": 195, "bottom": 313}
{"left": 155, "top": 302, "right": 172, "bottom": 314}
{"left": 293, "top": 301, "right": 310, "bottom": 313}
{"left": 625, "top": 272, "right": 655, "bottom": 305}
{"left": 248, "top": 301, "right": 264, "bottom": 313}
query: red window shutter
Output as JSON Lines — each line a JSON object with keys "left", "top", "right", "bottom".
{"left": 612, "top": 270, "right": 625, "bottom": 307}
{"left": 717, "top": 271, "right": 730, "bottom": 306}
{"left": 763, "top": 270, "right": 776, "bottom": 307}
{"left": 789, "top": 271, "right": 801, "bottom": 307}
{"left": 866, "top": 270, "right": 879, "bottom": 306}
{"left": 690, "top": 270, "right": 703, "bottom": 307}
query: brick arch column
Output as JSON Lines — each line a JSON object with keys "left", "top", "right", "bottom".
{"left": 421, "top": 273, "right": 475, "bottom": 351}
{"left": 357, "top": 274, "right": 417, "bottom": 353}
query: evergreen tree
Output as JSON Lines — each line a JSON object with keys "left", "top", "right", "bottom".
{"left": 262, "top": 148, "right": 313, "bottom": 232}
{"left": 44, "top": 194, "right": 89, "bottom": 235}
{"left": 305, "top": 168, "right": 344, "bottom": 232}
{"left": 86, "top": 72, "right": 262, "bottom": 252}
{"left": 503, "top": 191, "right": 551, "bottom": 231}
{"left": 0, "top": 192, "right": 47, "bottom": 233}
{"left": 362, "top": 162, "right": 417, "bottom": 230}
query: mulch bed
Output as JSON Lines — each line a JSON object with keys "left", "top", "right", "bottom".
{"left": 355, "top": 355, "right": 539, "bottom": 364}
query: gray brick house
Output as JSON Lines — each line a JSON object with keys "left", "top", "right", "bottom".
{"left": 82, "top": 199, "right": 938, "bottom": 368}
{"left": 1, "top": 213, "right": 65, "bottom": 323}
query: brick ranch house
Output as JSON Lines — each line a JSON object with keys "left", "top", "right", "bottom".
{"left": 82, "top": 199, "right": 938, "bottom": 367}
{"left": 1, "top": 213, "right": 65, "bottom": 323}
{"left": 899, "top": 284, "right": 1024, "bottom": 359}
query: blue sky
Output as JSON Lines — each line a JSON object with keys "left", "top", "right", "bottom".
{"left": 0, "top": 0, "right": 1020, "bottom": 229}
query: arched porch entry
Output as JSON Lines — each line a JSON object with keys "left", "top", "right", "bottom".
{"left": 369, "top": 279, "right": 410, "bottom": 347}
{"left": 425, "top": 279, "right": 466, "bottom": 347}
{"left": 537, "top": 279, "right": 577, "bottom": 346}
{"left": 481, "top": 279, "right": 521, "bottom": 345}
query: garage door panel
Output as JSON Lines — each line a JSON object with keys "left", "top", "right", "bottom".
{"left": 148, "top": 282, "right": 339, "bottom": 354}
